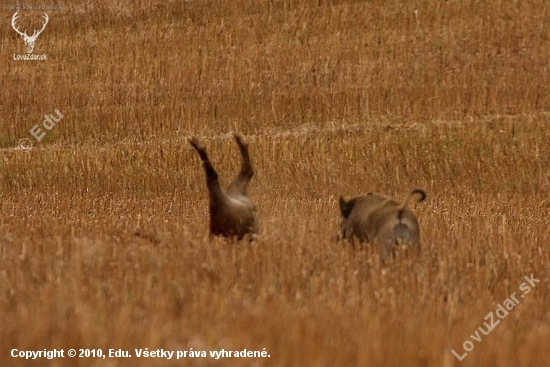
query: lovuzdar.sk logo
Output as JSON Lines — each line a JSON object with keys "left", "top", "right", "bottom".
{"left": 11, "top": 10, "right": 48, "bottom": 61}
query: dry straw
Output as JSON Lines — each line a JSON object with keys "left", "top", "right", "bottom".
{"left": 1, "top": 1, "right": 549, "bottom": 366}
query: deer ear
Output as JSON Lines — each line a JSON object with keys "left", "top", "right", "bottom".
{"left": 339, "top": 197, "right": 355, "bottom": 218}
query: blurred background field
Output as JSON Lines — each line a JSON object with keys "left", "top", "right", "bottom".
{"left": 1, "top": 1, "right": 549, "bottom": 366}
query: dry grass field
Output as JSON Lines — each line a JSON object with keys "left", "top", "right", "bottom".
{"left": 1, "top": 0, "right": 550, "bottom": 366}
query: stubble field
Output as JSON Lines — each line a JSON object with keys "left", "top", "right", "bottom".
{"left": 1, "top": 1, "right": 550, "bottom": 366}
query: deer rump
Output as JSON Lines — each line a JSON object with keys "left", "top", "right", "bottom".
{"left": 339, "top": 189, "right": 426, "bottom": 258}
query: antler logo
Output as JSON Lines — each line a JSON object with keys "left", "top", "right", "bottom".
{"left": 11, "top": 11, "right": 49, "bottom": 54}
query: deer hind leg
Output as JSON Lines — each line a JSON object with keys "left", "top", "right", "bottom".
{"left": 190, "top": 137, "right": 225, "bottom": 201}
{"left": 227, "top": 133, "right": 254, "bottom": 196}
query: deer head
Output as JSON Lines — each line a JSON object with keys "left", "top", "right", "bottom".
{"left": 11, "top": 11, "right": 49, "bottom": 54}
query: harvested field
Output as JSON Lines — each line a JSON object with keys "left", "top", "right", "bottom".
{"left": 1, "top": 1, "right": 550, "bottom": 366}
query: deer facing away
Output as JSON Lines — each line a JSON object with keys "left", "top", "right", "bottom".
{"left": 338, "top": 188, "right": 426, "bottom": 260}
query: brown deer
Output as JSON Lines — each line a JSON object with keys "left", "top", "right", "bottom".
{"left": 190, "top": 134, "right": 258, "bottom": 240}
{"left": 338, "top": 189, "right": 426, "bottom": 259}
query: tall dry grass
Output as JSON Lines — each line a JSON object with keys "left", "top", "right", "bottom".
{"left": 1, "top": 1, "right": 550, "bottom": 366}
